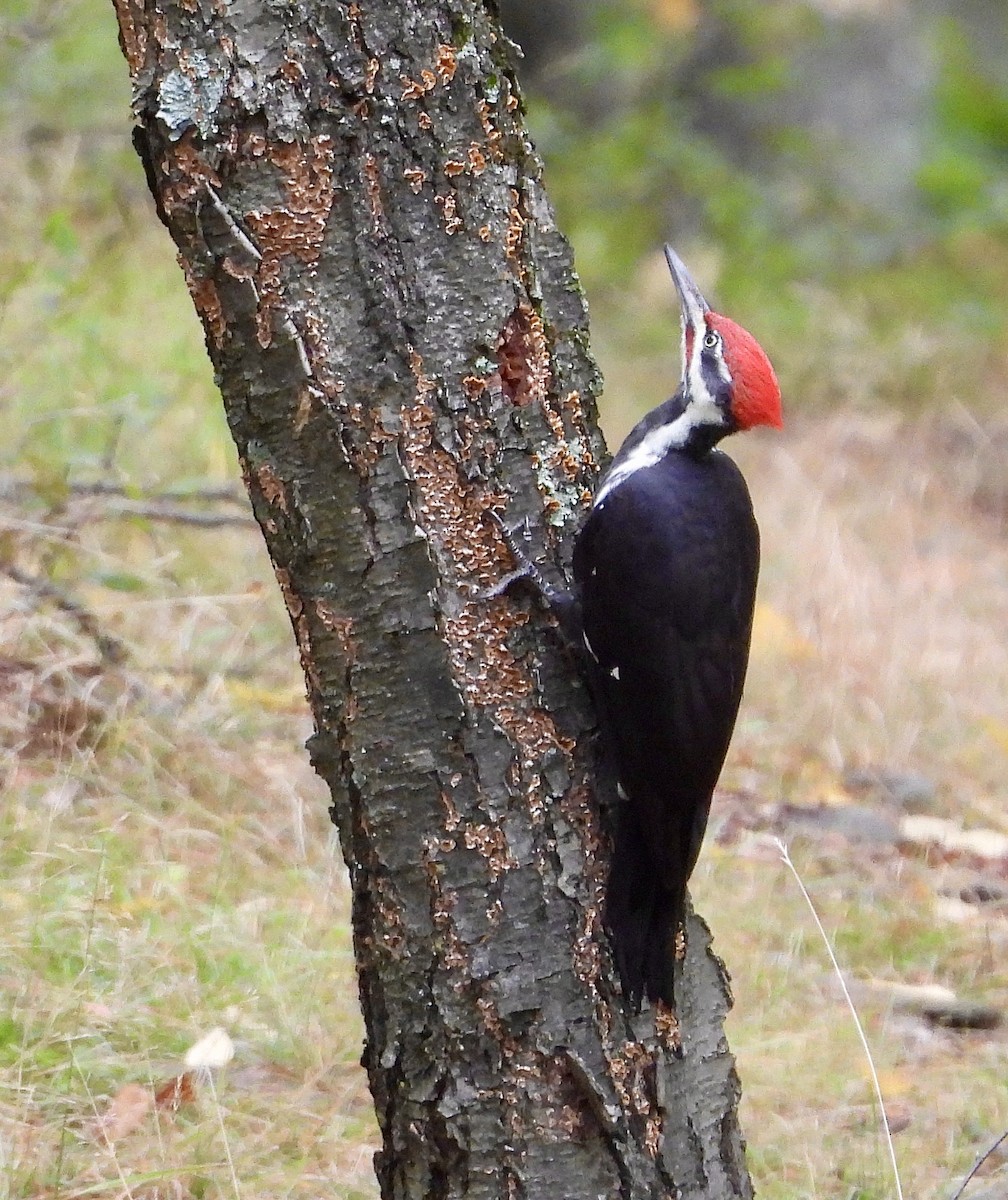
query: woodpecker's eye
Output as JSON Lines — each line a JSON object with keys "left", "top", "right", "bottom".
{"left": 703, "top": 331, "right": 720, "bottom": 349}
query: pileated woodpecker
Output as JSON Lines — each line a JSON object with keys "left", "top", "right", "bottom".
{"left": 494, "top": 246, "right": 782, "bottom": 1010}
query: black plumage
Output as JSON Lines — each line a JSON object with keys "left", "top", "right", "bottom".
{"left": 573, "top": 394, "right": 760, "bottom": 1010}
{"left": 492, "top": 246, "right": 780, "bottom": 1012}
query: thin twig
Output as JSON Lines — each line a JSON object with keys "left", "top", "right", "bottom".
{"left": 3, "top": 562, "right": 128, "bottom": 665}
{"left": 0, "top": 475, "right": 249, "bottom": 508}
{"left": 64, "top": 480, "right": 248, "bottom": 507}
{"left": 776, "top": 838, "right": 904, "bottom": 1200}
{"left": 87, "top": 498, "right": 255, "bottom": 528}
{"left": 0, "top": 478, "right": 254, "bottom": 527}
{"left": 204, "top": 182, "right": 313, "bottom": 379}
{"left": 949, "top": 1128, "right": 1008, "bottom": 1200}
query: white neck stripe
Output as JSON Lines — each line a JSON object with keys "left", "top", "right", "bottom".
{"left": 593, "top": 397, "right": 722, "bottom": 507}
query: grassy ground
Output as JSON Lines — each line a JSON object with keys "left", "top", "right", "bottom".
{"left": 3, "top": 2, "right": 1008, "bottom": 1197}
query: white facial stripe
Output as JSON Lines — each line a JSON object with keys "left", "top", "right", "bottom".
{"left": 593, "top": 397, "right": 723, "bottom": 506}
{"left": 690, "top": 329, "right": 731, "bottom": 405}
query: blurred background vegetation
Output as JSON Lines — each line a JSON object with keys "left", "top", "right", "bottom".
{"left": 4, "top": 0, "right": 1008, "bottom": 483}
{"left": 502, "top": 0, "right": 1008, "bottom": 437}
{"left": 3, "top": 1, "right": 1007, "bottom": 1196}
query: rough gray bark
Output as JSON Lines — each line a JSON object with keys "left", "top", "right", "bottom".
{"left": 111, "top": 1, "right": 753, "bottom": 1196}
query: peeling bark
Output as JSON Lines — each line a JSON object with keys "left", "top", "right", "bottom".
{"left": 111, "top": 1, "right": 754, "bottom": 1196}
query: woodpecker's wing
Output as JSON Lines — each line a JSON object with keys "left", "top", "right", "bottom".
{"left": 574, "top": 450, "right": 759, "bottom": 889}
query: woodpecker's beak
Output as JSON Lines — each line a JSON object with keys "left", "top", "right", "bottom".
{"left": 664, "top": 244, "right": 710, "bottom": 389}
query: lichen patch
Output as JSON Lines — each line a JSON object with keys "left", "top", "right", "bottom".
{"left": 364, "top": 57, "right": 379, "bottom": 93}
{"left": 435, "top": 192, "right": 463, "bottom": 236}
{"left": 245, "top": 136, "right": 335, "bottom": 265}
{"left": 372, "top": 875, "right": 406, "bottom": 958}
{"left": 435, "top": 43, "right": 457, "bottom": 85}
{"left": 314, "top": 601, "right": 355, "bottom": 655}
{"left": 273, "top": 566, "right": 302, "bottom": 621}
{"left": 504, "top": 189, "right": 525, "bottom": 262}
{"left": 426, "top": 855, "right": 470, "bottom": 973}
{"left": 275, "top": 565, "right": 319, "bottom": 693}
{"left": 461, "top": 822, "right": 516, "bottom": 879}
{"left": 476, "top": 99, "right": 504, "bottom": 162}
{"left": 239, "top": 136, "right": 335, "bottom": 349}
{"left": 495, "top": 316, "right": 599, "bottom": 527}
{"left": 293, "top": 386, "right": 314, "bottom": 434}
{"left": 362, "top": 152, "right": 384, "bottom": 231}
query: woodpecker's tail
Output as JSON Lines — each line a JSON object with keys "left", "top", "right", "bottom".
{"left": 604, "top": 808, "right": 685, "bottom": 1011}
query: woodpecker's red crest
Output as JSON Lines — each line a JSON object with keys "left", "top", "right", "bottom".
{"left": 664, "top": 245, "right": 783, "bottom": 435}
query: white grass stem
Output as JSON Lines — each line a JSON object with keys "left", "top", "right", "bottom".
{"left": 206, "top": 1070, "right": 242, "bottom": 1200}
{"left": 776, "top": 838, "right": 904, "bottom": 1200}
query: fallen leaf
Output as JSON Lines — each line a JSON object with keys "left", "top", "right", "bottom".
{"left": 899, "top": 815, "right": 958, "bottom": 845}
{"left": 934, "top": 896, "right": 980, "bottom": 924}
{"left": 953, "top": 828, "right": 1008, "bottom": 860}
{"left": 95, "top": 1083, "right": 152, "bottom": 1145}
{"left": 154, "top": 1071, "right": 198, "bottom": 1111}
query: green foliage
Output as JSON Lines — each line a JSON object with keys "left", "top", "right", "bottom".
{"left": 0, "top": 0, "right": 131, "bottom": 132}
{"left": 1, "top": 0, "right": 226, "bottom": 507}
{"left": 933, "top": 22, "right": 1008, "bottom": 154}
{"left": 529, "top": 0, "right": 1008, "bottom": 429}
{"left": 917, "top": 21, "right": 1008, "bottom": 231}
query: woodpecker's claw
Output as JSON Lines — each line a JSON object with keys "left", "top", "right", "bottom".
{"left": 483, "top": 563, "right": 538, "bottom": 600}
{"left": 482, "top": 510, "right": 555, "bottom": 602}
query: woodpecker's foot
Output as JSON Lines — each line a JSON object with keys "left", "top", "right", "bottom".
{"left": 482, "top": 510, "right": 560, "bottom": 605}
{"left": 483, "top": 564, "right": 537, "bottom": 600}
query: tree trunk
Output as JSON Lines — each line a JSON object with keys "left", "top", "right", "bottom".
{"left": 110, "top": 1, "right": 753, "bottom": 1195}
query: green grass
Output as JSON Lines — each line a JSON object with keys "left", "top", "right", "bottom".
{"left": 2, "top": 703, "right": 374, "bottom": 1198}
{"left": 3, "top": 1, "right": 1008, "bottom": 1196}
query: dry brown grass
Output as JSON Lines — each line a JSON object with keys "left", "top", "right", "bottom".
{"left": 701, "top": 411, "right": 1008, "bottom": 1198}
{"left": 736, "top": 410, "right": 1008, "bottom": 823}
